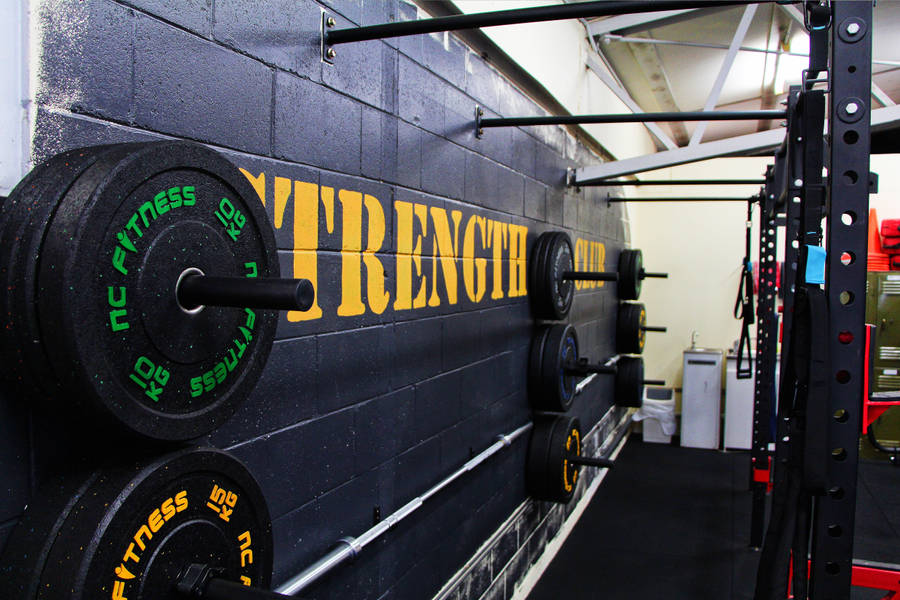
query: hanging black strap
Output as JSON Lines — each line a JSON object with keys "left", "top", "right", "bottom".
{"left": 800, "top": 286, "right": 829, "bottom": 494}
{"left": 734, "top": 199, "right": 756, "bottom": 379}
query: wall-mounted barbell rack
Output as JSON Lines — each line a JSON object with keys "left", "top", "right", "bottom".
{"left": 320, "top": 0, "right": 777, "bottom": 61}
{"left": 318, "top": 1, "right": 875, "bottom": 597}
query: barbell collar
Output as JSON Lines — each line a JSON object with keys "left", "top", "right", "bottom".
{"left": 567, "top": 455, "right": 615, "bottom": 469}
{"left": 177, "top": 273, "right": 315, "bottom": 312}
{"left": 561, "top": 270, "right": 618, "bottom": 282}
{"left": 644, "top": 379, "right": 666, "bottom": 386}
{"left": 640, "top": 270, "right": 668, "bottom": 279}
{"left": 642, "top": 325, "right": 668, "bottom": 333}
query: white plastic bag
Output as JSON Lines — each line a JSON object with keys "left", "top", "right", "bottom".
{"left": 634, "top": 398, "right": 676, "bottom": 436}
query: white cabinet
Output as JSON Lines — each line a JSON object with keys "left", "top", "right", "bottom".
{"left": 681, "top": 350, "right": 723, "bottom": 449}
{"left": 724, "top": 355, "right": 781, "bottom": 450}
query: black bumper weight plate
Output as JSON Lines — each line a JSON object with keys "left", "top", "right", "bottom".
{"left": 1, "top": 144, "right": 139, "bottom": 393}
{"left": 527, "top": 233, "right": 549, "bottom": 319}
{"left": 618, "top": 249, "right": 642, "bottom": 301}
{"left": 615, "top": 356, "right": 644, "bottom": 408}
{"left": 616, "top": 302, "right": 646, "bottom": 355}
{"left": 537, "top": 323, "right": 579, "bottom": 413}
{"left": 527, "top": 325, "right": 552, "bottom": 405}
{"left": 529, "top": 232, "right": 576, "bottom": 321}
{"left": 526, "top": 414, "right": 582, "bottom": 504}
{"left": 36, "top": 142, "right": 279, "bottom": 441}
{"left": 35, "top": 448, "right": 272, "bottom": 600}
{"left": 546, "top": 233, "right": 575, "bottom": 320}
{"left": 0, "top": 470, "right": 101, "bottom": 599}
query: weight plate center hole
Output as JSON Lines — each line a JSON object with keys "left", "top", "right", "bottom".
{"left": 176, "top": 267, "right": 207, "bottom": 314}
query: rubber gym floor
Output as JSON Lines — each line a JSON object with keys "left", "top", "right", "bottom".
{"left": 527, "top": 436, "right": 899, "bottom": 600}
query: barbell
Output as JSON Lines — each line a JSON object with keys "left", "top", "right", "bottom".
{"left": 0, "top": 143, "right": 314, "bottom": 441}
{"left": 0, "top": 419, "right": 617, "bottom": 598}
{"left": 528, "top": 323, "right": 665, "bottom": 412}
{"left": 529, "top": 231, "right": 666, "bottom": 320}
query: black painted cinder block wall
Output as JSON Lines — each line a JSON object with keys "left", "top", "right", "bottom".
{"left": 0, "top": 0, "right": 629, "bottom": 598}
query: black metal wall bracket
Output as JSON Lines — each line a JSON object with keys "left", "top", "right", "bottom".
{"left": 475, "top": 106, "right": 484, "bottom": 138}
{"left": 322, "top": 11, "right": 337, "bottom": 64}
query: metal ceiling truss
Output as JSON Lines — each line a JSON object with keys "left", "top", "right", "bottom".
{"left": 690, "top": 4, "right": 759, "bottom": 145}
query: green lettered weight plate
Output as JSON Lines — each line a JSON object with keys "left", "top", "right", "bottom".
{"left": 36, "top": 142, "right": 279, "bottom": 441}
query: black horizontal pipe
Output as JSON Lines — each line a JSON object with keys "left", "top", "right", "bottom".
{"left": 642, "top": 326, "right": 668, "bottom": 333}
{"left": 202, "top": 578, "right": 290, "bottom": 600}
{"left": 644, "top": 379, "right": 667, "bottom": 386}
{"left": 178, "top": 274, "right": 315, "bottom": 312}
{"left": 584, "top": 179, "right": 766, "bottom": 186}
{"left": 562, "top": 270, "right": 617, "bottom": 282}
{"left": 564, "top": 361, "right": 616, "bottom": 377}
{"left": 641, "top": 271, "right": 669, "bottom": 279}
{"left": 326, "top": 0, "right": 771, "bottom": 45}
{"left": 479, "top": 110, "right": 785, "bottom": 128}
{"left": 609, "top": 197, "right": 754, "bottom": 203}
{"left": 568, "top": 455, "right": 615, "bottom": 469}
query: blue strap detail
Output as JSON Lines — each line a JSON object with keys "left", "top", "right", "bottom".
{"left": 805, "top": 245, "right": 826, "bottom": 284}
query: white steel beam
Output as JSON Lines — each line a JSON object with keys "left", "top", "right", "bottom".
{"left": 689, "top": 4, "right": 758, "bottom": 146}
{"left": 575, "top": 127, "right": 783, "bottom": 182}
{"left": 779, "top": 4, "right": 806, "bottom": 28}
{"left": 586, "top": 9, "right": 701, "bottom": 37}
{"left": 871, "top": 82, "right": 895, "bottom": 107}
{"left": 585, "top": 54, "right": 678, "bottom": 150}
{"left": 574, "top": 104, "right": 900, "bottom": 183}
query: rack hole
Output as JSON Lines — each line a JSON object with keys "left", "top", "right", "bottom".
{"left": 843, "top": 170, "right": 858, "bottom": 185}
{"left": 839, "top": 291, "right": 854, "bottom": 305}
{"left": 838, "top": 330, "right": 853, "bottom": 343}
{"left": 841, "top": 211, "right": 856, "bottom": 225}
{"left": 835, "top": 370, "right": 851, "bottom": 384}
{"left": 829, "top": 486, "right": 844, "bottom": 499}
{"left": 840, "top": 252, "right": 854, "bottom": 266}
{"left": 844, "top": 130, "right": 859, "bottom": 145}
{"left": 833, "top": 408, "right": 848, "bottom": 422}
{"left": 831, "top": 447, "right": 847, "bottom": 461}
{"left": 827, "top": 524, "right": 843, "bottom": 537}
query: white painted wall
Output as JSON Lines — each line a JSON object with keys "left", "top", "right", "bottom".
{"left": 632, "top": 153, "right": 900, "bottom": 390}
{"left": 450, "top": 0, "right": 658, "bottom": 160}
{"left": 627, "top": 157, "right": 772, "bottom": 389}
{"left": 0, "top": 0, "right": 31, "bottom": 196}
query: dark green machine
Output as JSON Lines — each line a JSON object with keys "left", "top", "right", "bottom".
{"left": 863, "top": 272, "right": 900, "bottom": 457}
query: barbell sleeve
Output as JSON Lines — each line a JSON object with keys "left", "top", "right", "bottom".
{"left": 642, "top": 326, "right": 668, "bottom": 333}
{"left": 641, "top": 271, "right": 668, "bottom": 279}
{"left": 177, "top": 273, "right": 315, "bottom": 312}
{"left": 567, "top": 455, "right": 615, "bottom": 469}
{"left": 561, "top": 270, "right": 618, "bottom": 282}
